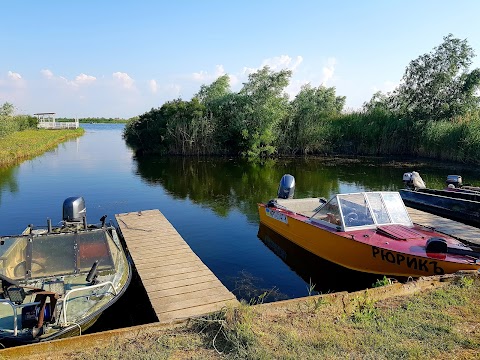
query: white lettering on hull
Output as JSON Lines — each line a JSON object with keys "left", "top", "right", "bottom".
{"left": 265, "top": 208, "right": 288, "bottom": 224}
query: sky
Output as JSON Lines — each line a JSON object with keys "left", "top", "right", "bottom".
{"left": 1, "top": 1, "right": 479, "bottom": 119}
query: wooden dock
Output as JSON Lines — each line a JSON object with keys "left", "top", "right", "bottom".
{"left": 407, "top": 207, "right": 480, "bottom": 246}
{"left": 115, "top": 209, "right": 238, "bottom": 323}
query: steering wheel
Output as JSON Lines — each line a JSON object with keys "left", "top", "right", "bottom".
{"left": 14, "top": 260, "right": 46, "bottom": 277}
{"left": 345, "top": 212, "right": 358, "bottom": 225}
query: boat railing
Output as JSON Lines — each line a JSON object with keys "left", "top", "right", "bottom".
{"left": 37, "top": 119, "right": 79, "bottom": 129}
{"left": 59, "top": 281, "right": 117, "bottom": 325}
{"left": 0, "top": 300, "right": 41, "bottom": 336}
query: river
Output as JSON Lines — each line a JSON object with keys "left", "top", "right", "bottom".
{"left": 0, "top": 124, "right": 477, "bottom": 302}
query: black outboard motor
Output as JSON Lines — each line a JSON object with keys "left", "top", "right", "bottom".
{"left": 446, "top": 175, "right": 462, "bottom": 188}
{"left": 63, "top": 196, "right": 86, "bottom": 222}
{"left": 277, "top": 174, "right": 295, "bottom": 199}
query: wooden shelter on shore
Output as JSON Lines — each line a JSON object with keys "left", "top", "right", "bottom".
{"left": 34, "top": 112, "right": 79, "bottom": 129}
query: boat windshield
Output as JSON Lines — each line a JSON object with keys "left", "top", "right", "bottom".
{"left": 0, "top": 229, "right": 116, "bottom": 281}
{"left": 311, "top": 192, "right": 412, "bottom": 230}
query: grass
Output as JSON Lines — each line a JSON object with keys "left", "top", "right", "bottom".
{"left": 372, "top": 276, "right": 393, "bottom": 288}
{"left": 44, "top": 275, "right": 480, "bottom": 360}
{"left": 0, "top": 128, "right": 84, "bottom": 167}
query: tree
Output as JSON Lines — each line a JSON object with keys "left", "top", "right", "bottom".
{"left": 195, "top": 74, "right": 231, "bottom": 106}
{"left": 362, "top": 91, "right": 391, "bottom": 114}
{"left": 390, "top": 34, "right": 480, "bottom": 121}
{"left": 282, "top": 84, "right": 346, "bottom": 154}
{"left": 237, "top": 66, "right": 292, "bottom": 157}
{"left": 0, "top": 102, "right": 15, "bottom": 116}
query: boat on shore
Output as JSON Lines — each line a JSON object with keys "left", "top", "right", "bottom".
{"left": 0, "top": 197, "right": 131, "bottom": 346}
{"left": 400, "top": 173, "right": 480, "bottom": 226}
{"left": 258, "top": 175, "right": 480, "bottom": 278}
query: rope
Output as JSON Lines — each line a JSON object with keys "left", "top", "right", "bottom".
{"left": 63, "top": 321, "right": 82, "bottom": 336}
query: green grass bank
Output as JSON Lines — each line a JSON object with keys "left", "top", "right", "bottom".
{"left": 0, "top": 128, "right": 84, "bottom": 168}
{"left": 7, "top": 273, "right": 478, "bottom": 360}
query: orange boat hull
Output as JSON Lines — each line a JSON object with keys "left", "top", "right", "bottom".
{"left": 258, "top": 204, "right": 480, "bottom": 277}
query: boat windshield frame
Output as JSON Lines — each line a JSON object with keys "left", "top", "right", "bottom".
{"left": 310, "top": 191, "right": 412, "bottom": 231}
{"left": 0, "top": 228, "right": 117, "bottom": 282}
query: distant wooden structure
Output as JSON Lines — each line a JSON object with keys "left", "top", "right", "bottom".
{"left": 34, "top": 112, "right": 79, "bottom": 129}
{"left": 115, "top": 209, "right": 238, "bottom": 323}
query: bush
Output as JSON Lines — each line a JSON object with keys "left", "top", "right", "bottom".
{"left": 0, "top": 115, "right": 38, "bottom": 138}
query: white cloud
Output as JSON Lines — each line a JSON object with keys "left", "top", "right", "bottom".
{"left": 163, "top": 83, "right": 181, "bottom": 98}
{"left": 214, "top": 64, "right": 225, "bottom": 77}
{"left": 7, "top": 71, "right": 22, "bottom": 80}
{"left": 228, "top": 74, "right": 239, "bottom": 87}
{"left": 192, "top": 70, "right": 209, "bottom": 81}
{"left": 41, "top": 69, "right": 54, "bottom": 79}
{"left": 243, "top": 55, "right": 304, "bottom": 75}
{"left": 321, "top": 57, "right": 336, "bottom": 85}
{"left": 149, "top": 79, "right": 158, "bottom": 93}
{"left": 113, "top": 72, "right": 135, "bottom": 89}
{"left": 42, "top": 70, "right": 96, "bottom": 87}
{"left": 190, "top": 64, "right": 239, "bottom": 88}
{"left": 284, "top": 79, "right": 310, "bottom": 100}
{"left": 75, "top": 73, "right": 96, "bottom": 84}
{"left": 192, "top": 64, "right": 227, "bottom": 82}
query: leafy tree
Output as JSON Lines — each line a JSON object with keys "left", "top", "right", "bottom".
{"left": 124, "top": 106, "right": 169, "bottom": 154}
{"left": 0, "top": 102, "right": 15, "bottom": 116}
{"left": 208, "top": 92, "right": 249, "bottom": 154}
{"left": 195, "top": 74, "right": 231, "bottom": 106}
{"left": 362, "top": 91, "right": 391, "bottom": 114}
{"left": 236, "top": 66, "right": 292, "bottom": 157}
{"left": 124, "top": 99, "right": 213, "bottom": 155}
{"left": 162, "top": 98, "right": 212, "bottom": 155}
{"left": 390, "top": 34, "right": 480, "bottom": 121}
{"left": 280, "top": 84, "right": 345, "bottom": 154}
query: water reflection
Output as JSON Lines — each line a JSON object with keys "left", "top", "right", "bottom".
{"left": 257, "top": 224, "right": 382, "bottom": 294}
{"left": 2, "top": 124, "right": 480, "bottom": 306}
{"left": 0, "top": 167, "right": 18, "bottom": 204}
{"left": 134, "top": 155, "right": 480, "bottom": 221}
{"left": 132, "top": 154, "right": 480, "bottom": 300}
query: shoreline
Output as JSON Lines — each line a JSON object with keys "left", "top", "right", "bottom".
{"left": 0, "top": 128, "right": 84, "bottom": 168}
{"left": 1, "top": 272, "right": 478, "bottom": 359}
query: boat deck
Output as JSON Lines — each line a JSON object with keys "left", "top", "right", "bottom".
{"left": 115, "top": 210, "right": 238, "bottom": 323}
{"left": 274, "top": 198, "right": 480, "bottom": 246}
{"left": 407, "top": 207, "right": 480, "bottom": 246}
{"left": 276, "top": 198, "right": 324, "bottom": 218}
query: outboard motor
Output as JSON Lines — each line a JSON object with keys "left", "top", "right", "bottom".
{"left": 446, "top": 175, "right": 462, "bottom": 188}
{"left": 403, "top": 171, "right": 426, "bottom": 190}
{"left": 402, "top": 172, "right": 413, "bottom": 189}
{"left": 63, "top": 196, "right": 86, "bottom": 222}
{"left": 277, "top": 174, "right": 295, "bottom": 199}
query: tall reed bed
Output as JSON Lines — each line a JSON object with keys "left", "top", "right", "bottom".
{"left": 0, "top": 128, "right": 84, "bottom": 167}
{"left": 305, "top": 111, "right": 480, "bottom": 164}
{"left": 327, "top": 111, "right": 416, "bottom": 155}
{"left": 419, "top": 111, "right": 480, "bottom": 163}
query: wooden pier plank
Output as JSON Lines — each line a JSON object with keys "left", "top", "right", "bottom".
{"left": 141, "top": 269, "right": 215, "bottom": 288}
{"left": 144, "top": 274, "right": 221, "bottom": 292}
{"left": 115, "top": 209, "right": 237, "bottom": 323}
{"left": 151, "top": 289, "right": 236, "bottom": 314}
{"left": 407, "top": 207, "right": 480, "bottom": 245}
{"left": 157, "top": 301, "right": 236, "bottom": 323}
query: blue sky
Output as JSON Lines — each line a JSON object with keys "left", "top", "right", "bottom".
{"left": 1, "top": 1, "right": 479, "bottom": 118}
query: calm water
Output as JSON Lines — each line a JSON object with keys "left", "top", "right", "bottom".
{"left": 1, "top": 124, "right": 478, "bottom": 302}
